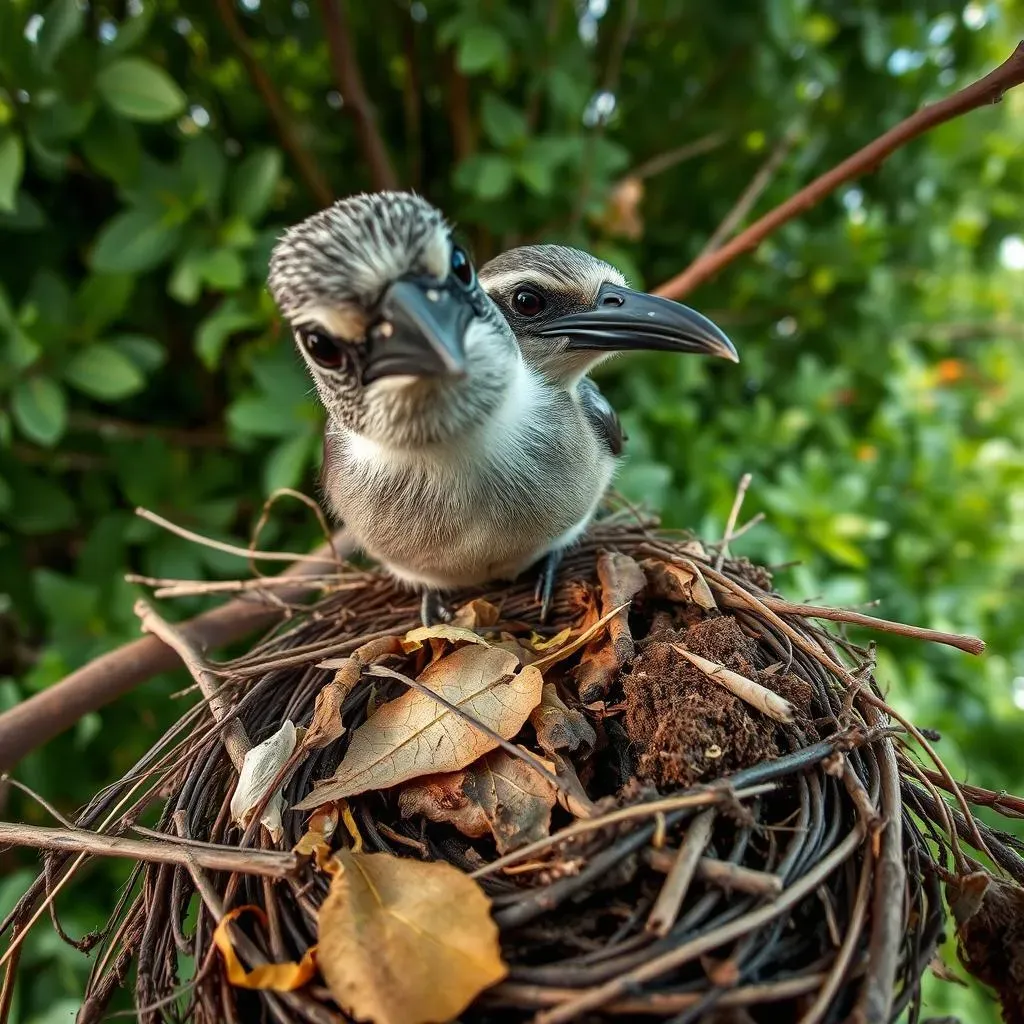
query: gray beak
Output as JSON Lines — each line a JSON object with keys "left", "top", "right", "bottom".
{"left": 363, "top": 276, "right": 472, "bottom": 384}
{"left": 538, "top": 282, "right": 738, "bottom": 363}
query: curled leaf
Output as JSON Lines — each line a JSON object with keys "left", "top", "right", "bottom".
{"left": 229, "top": 720, "right": 297, "bottom": 843}
{"left": 295, "top": 647, "right": 543, "bottom": 807}
{"left": 401, "top": 747, "right": 557, "bottom": 854}
{"left": 318, "top": 850, "right": 507, "bottom": 1024}
{"left": 642, "top": 557, "right": 717, "bottom": 610}
{"left": 530, "top": 682, "right": 596, "bottom": 756}
{"left": 294, "top": 803, "right": 339, "bottom": 856}
{"left": 302, "top": 679, "right": 349, "bottom": 751}
{"left": 452, "top": 598, "right": 501, "bottom": 629}
{"left": 531, "top": 603, "right": 628, "bottom": 674}
{"left": 401, "top": 623, "right": 490, "bottom": 653}
{"left": 214, "top": 906, "right": 317, "bottom": 990}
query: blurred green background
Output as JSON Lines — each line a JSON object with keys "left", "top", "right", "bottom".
{"left": 1, "top": 0, "right": 1023, "bottom": 1020}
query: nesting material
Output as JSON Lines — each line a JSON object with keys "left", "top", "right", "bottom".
{"left": 3, "top": 519, "right": 1023, "bottom": 1024}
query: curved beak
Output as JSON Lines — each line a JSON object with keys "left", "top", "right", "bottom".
{"left": 537, "top": 283, "right": 738, "bottom": 363}
{"left": 363, "top": 276, "right": 472, "bottom": 384}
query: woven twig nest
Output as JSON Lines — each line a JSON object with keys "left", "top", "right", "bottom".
{"left": 5, "top": 518, "right": 1024, "bottom": 1024}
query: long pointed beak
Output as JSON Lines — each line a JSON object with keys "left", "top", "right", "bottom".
{"left": 363, "top": 276, "right": 472, "bottom": 384}
{"left": 538, "top": 283, "right": 738, "bottom": 363}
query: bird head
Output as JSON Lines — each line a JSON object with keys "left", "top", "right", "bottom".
{"left": 267, "top": 192, "right": 516, "bottom": 446}
{"left": 479, "top": 244, "right": 737, "bottom": 384}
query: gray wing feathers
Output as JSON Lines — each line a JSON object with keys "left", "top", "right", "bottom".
{"left": 578, "top": 377, "right": 625, "bottom": 456}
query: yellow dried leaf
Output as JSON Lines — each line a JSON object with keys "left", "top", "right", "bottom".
{"left": 294, "top": 804, "right": 339, "bottom": 856}
{"left": 318, "top": 850, "right": 507, "bottom": 1024}
{"left": 530, "top": 627, "right": 572, "bottom": 652}
{"left": 401, "top": 623, "right": 490, "bottom": 653}
{"left": 530, "top": 603, "right": 628, "bottom": 674}
{"left": 295, "top": 647, "right": 543, "bottom": 807}
{"left": 452, "top": 598, "right": 501, "bottom": 629}
{"left": 214, "top": 906, "right": 317, "bottom": 991}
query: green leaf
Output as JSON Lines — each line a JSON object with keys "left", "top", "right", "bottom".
{"left": 63, "top": 343, "right": 147, "bottom": 400}
{"left": 33, "top": 569, "right": 99, "bottom": 627}
{"left": 197, "top": 248, "right": 246, "bottom": 290}
{"left": 109, "top": 333, "right": 165, "bottom": 373}
{"left": 0, "top": 135, "right": 25, "bottom": 214}
{"left": 181, "top": 134, "right": 227, "bottom": 215}
{"left": 81, "top": 107, "right": 141, "bottom": 185}
{"left": 37, "top": 0, "right": 85, "bottom": 71}
{"left": 96, "top": 57, "right": 187, "bottom": 123}
{"left": 12, "top": 377, "right": 68, "bottom": 446}
{"left": 481, "top": 94, "right": 526, "bottom": 148}
{"left": 227, "top": 395, "right": 301, "bottom": 438}
{"left": 454, "top": 154, "right": 514, "bottom": 201}
{"left": 76, "top": 273, "right": 134, "bottom": 337}
{"left": 91, "top": 205, "right": 182, "bottom": 273}
{"left": 230, "top": 149, "right": 283, "bottom": 222}
{"left": 264, "top": 431, "right": 316, "bottom": 494}
{"left": 195, "top": 299, "right": 261, "bottom": 370}
{"left": 455, "top": 25, "right": 509, "bottom": 75}
{"left": 516, "top": 156, "right": 554, "bottom": 196}
{"left": 0, "top": 190, "right": 46, "bottom": 231}
{"left": 105, "top": 1, "right": 156, "bottom": 56}
{"left": 5, "top": 328, "right": 42, "bottom": 372}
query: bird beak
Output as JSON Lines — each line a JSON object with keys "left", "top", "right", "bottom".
{"left": 363, "top": 276, "right": 472, "bottom": 383}
{"left": 538, "top": 283, "right": 739, "bottom": 363}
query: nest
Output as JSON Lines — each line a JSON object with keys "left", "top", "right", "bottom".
{"left": 4, "top": 517, "right": 1024, "bottom": 1024}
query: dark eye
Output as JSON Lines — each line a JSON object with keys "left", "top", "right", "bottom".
{"left": 513, "top": 287, "right": 546, "bottom": 317}
{"left": 451, "top": 245, "right": 474, "bottom": 287}
{"left": 299, "top": 328, "right": 345, "bottom": 369}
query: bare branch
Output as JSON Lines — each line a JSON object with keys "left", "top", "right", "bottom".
{"left": 213, "top": 0, "right": 334, "bottom": 206}
{"left": 317, "top": 0, "right": 398, "bottom": 191}
{"left": 654, "top": 43, "right": 1024, "bottom": 299}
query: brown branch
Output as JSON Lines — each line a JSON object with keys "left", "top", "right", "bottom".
{"left": 0, "top": 822, "right": 298, "bottom": 878}
{"left": 317, "top": 0, "right": 398, "bottom": 191}
{"left": 213, "top": 0, "right": 333, "bottom": 207}
{"left": 628, "top": 131, "right": 728, "bottom": 181}
{"left": 920, "top": 769, "right": 1024, "bottom": 819}
{"left": 694, "top": 123, "right": 801, "bottom": 261}
{"left": 0, "top": 532, "right": 353, "bottom": 772}
{"left": 654, "top": 42, "right": 1024, "bottom": 299}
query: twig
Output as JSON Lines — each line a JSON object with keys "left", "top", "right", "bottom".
{"left": 646, "top": 808, "right": 717, "bottom": 935}
{"left": 643, "top": 849, "right": 783, "bottom": 897}
{"left": 317, "top": 0, "right": 398, "bottom": 190}
{"left": 716, "top": 592, "right": 985, "bottom": 656}
{"left": 534, "top": 826, "right": 865, "bottom": 1024}
{"left": 671, "top": 644, "right": 795, "bottom": 724}
{"left": 695, "top": 125, "right": 801, "bottom": 261}
{"left": 213, "top": 0, "right": 333, "bottom": 206}
{"left": 135, "top": 600, "right": 251, "bottom": 771}
{"left": 715, "top": 472, "right": 752, "bottom": 571}
{"left": 920, "top": 770, "right": 1024, "bottom": 819}
{"left": 0, "top": 822, "right": 297, "bottom": 878}
{"left": 125, "top": 574, "right": 362, "bottom": 599}
{"left": 627, "top": 131, "right": 728, "bottom": 181}
{"left": 654, "top": 42, "right": 1024, "bottom": 299}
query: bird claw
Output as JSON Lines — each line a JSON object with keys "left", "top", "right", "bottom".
{"left": 420, "top": 590, "right": 453, "bottom": 627}
{"left": 534, "top": 549, "right": 564, "bottom": 623}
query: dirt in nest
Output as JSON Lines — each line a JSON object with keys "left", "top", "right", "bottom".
{"left": 621, "top": 615, "right": 814, "bottom": 790}
{"left": 954, "top": 875, "right": 1024, "bottom": 1024}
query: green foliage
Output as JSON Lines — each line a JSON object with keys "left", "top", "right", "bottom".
{"left": 1, "top": 0, "right": 1023, "bottom": 1020}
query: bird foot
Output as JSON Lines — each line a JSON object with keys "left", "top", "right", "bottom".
{"left": 534, "top": 549, "right": 565, "bottom": 623}
{"left": 420, "top": 590, "right": 453, "bottom": 627}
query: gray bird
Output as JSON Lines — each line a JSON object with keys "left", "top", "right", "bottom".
{"left": 267, "top": 192, "right": 737, "bottom": 623}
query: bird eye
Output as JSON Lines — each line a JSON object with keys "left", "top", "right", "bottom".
{"left": 450, "top": 245, "right": 474, "bottom": 287}
{"left": 299, "top": 328, "right": 346, "bottom": 369}
{"left": 513, "top": 287, "right": 546, "bottom": 318}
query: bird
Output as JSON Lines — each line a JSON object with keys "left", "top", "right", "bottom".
{"left": 266, "top": 191, "right": 738, "bottom": 624}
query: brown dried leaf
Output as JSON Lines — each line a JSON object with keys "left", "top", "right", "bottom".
{"left": 295, "top": 647, "right": 542, "bottom": 807}
{"left": 401, "top": 623, "right": 490, "bottom": 653}
{"left": 530, "top": 603, "right": 628, "bottom": 674}
{"left": 302, "top": 679, "right": 349, "bottom": 752}
{"left": 641, "top": 557, "right": 717, "bottom": 610}
{"left": 317, "top": 850, "right": 507, "bottom": 1024}
{"left": 452, "top": 598, "right": 501, "bottom": 629}
{"left": 530, "top": 626, "right": 572, "bottom": 652}
{"left": 293, "top": 804, "right": 339, "bottom": 856}
{"left": 530, "top": 682, "right": 596, "bottom": 756}
{"left": 401, "top": 748, "right": 557, "bottom": 854}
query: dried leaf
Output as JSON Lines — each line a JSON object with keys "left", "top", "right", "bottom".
{"left": 295, "top": 647, "right": 543, "bottom": 807}
{"left": 294, "top": 804, "right": 339, "bottom": 856}
{"left": 531, "top": 627, "right": 572, "bottom": 652}
{"left": 230, "top": 720, "right": 297, "bottom": 842}
{"left": 641, "top": 557, "right": 717, "bottom": 610}
{"left": 452, "top": 598, "right": 501, "bottom": 629}
{"left": 671, "top": 644, "right": 795, "bottom": 723}
{"left": 401, "top": 748, "right": 557, "bottom": 854}
{"left": 317, "top": 850, "right": 507, "bottom": 1024}
{"left": 401, "top": 623, "right": 490, "bottom": 653}
{"left": 530, "top": 603, "right": 628, "bottom": 674}
{"left": 214, "top": 906, "right": 317, "bottom": 990}
{"left": 530, "top": 682, "right": 596, "bottom": 755}
{"left": 302, "top": 679, "right": 349, "bottom": 751}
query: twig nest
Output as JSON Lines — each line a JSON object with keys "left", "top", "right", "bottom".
{"left": 11, "top": 523, "right": 1024, "bottom": 1024}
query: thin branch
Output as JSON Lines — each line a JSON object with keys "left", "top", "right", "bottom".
{"left": 643, "top": 849, "right": 783, "bottom": 897}
{"left": 213, "top": 0, "right": 333, "bottom": 206}
{"left": 695, "top": 123, "right": 801, "bottom": 261}
{"left": 627, "top": 131, "right": 728, "bottom": 181}
{"left": 654, "top": 42, "right": 1024, "bottom": 299}
{"left": 715, "top": 471, "right": 752, "bottom": 571}
{"left": 0, "top": 822, "right": 297, "bottom": 878}
{"left": 0, "top": 531, "right": 352, "bottom": 772}
{"left": 646, "top": 809, "right": 717, "bottom": 935}
{"left": 920, "top": 770, "right": 1024, "bottom": 819}
{"left": 135, "top": 600, "right": 252, "bottom": 771}
{"left": 317, "top": 0, "right": 398, "bottom": 190}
